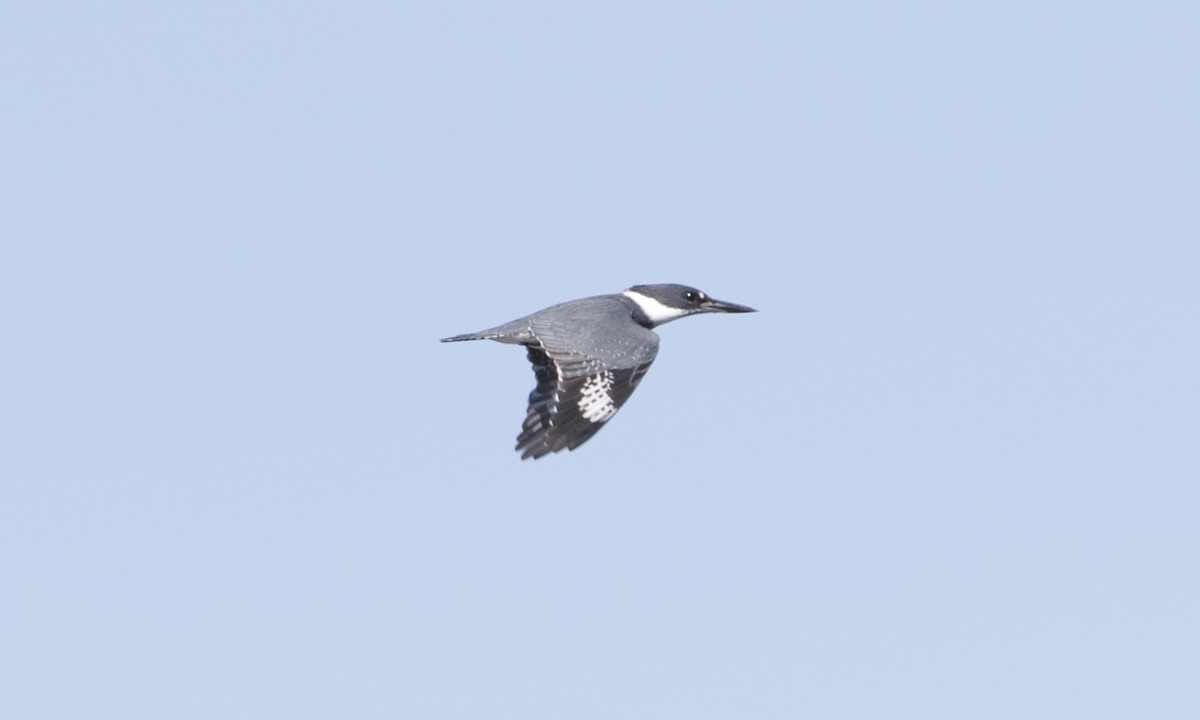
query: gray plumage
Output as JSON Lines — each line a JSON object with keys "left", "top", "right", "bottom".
{"left": 442, "top": 284, "right": 755, "bottom": 459}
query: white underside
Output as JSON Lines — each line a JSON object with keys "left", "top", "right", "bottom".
{"left": 622, "top": 290, "right": 689, "bottom": 324}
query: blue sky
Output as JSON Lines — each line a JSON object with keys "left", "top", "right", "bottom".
{"left": 3, "top": 2, "right": 1198, "bottom": 718}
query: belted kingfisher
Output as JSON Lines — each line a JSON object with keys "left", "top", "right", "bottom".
{"left": 441, "top": 284, "right": 756, "bottom": 459}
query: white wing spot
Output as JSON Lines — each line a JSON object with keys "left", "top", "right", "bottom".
{"left": 578, "top": 372, "right": 617, "bottom": 423}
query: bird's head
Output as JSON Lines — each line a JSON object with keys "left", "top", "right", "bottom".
{"left": 623, "top": 284, "right": 757, "bottom": 327}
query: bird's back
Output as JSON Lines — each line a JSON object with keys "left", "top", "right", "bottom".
{"left": 525, "top": 294, "right": 658, "bottom": 368}
{"left": 442, "top": 293, "right": 650, "bottom": 354}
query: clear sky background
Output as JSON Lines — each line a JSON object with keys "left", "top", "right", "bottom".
{"left": 3, "top": 2, "right": 1197, "bottom": 718}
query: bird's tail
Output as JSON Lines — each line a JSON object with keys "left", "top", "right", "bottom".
{"left": 441, "top": 318, "right": 529, "bottom": 344}
{"left": 440, "top": 331, "right": 492, "bottom": 343}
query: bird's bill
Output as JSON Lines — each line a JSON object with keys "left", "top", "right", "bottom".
{"left": 702, "top": 297, "right": 757, "bottom": 314}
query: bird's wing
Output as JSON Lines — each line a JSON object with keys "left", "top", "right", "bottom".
{"left": 516, "top": 305, "right": 659, "bottom": 459}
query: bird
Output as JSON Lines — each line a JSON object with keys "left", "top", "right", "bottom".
{"left": 441, "top": 283, "right": 756, "bottom": 459}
